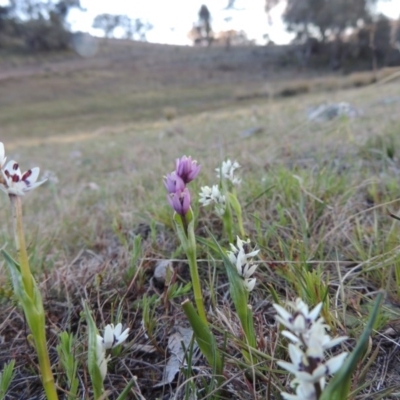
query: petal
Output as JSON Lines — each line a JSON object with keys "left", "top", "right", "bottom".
{"left": 288, "top": 343, "right": 304, "bottom": 365}
{"left": 325, "top": 352, "right": 348, "bottom": 375}
{"left": 246, "top": 249, "right": 260, "bottom": 258}
{"left": 295, "top": 370, "right": 321, "bottom": 384}
{"left": 273, "top": 303, "right": 293, "bottom": 323}
{"left": 244, "top": 263, "right": 258, "bottom": 278}
{"left": 310, "top": 364, "right": 328, "bottom": 381}
{"left": 114, "top": 323, "right": 122, "bottom": 337}
{"left": 182, "top": 189, "right": 191, "bottom": 214}
{"left": 323, "top": 336, "right": 348, "bottom": 350}
{"left": 24, "top": 179, "right": 46, "bottom": 192}
{"left": 293, "top": 315, "right": 306, "bottom": 332}
{"left": 5, "top": 160, "right": 21, "bottom": 178}
{"left": 114, "top": 328, "right": 130, "bottom": 347}
{"left": 227, "top": 252, "right": 236, "bottom": 265}
{"left": 294, "top": 298, "right": 309, "bottom": 315}
{"left": 308, "top": 302, "right": 323, "bottom": 322}
{"left": 281, "top": 330, "right": 300, "bottom": 343}
{"left": 276, "top": 315, "right": 295, "bottom": 331}
{"left": 25, "top": 167, "right": 40, "bottom": 184}
{"left": 245, "top": 278, "right": 256, "bottom": 291}
{"left": 277, "top": 360, "right": 300, "bottom": 375}
{"left": 103, "top": 324, "right": 114, "bottom": 349}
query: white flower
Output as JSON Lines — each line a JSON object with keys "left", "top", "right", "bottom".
{"left": 0, "top": 160, "right": 46, "bottom": 196}
{"left": 95, "top": 323, "right": 129, "bottom": 380}
{"left": 277, "top": 343, "right": 347, "bottom": 384}
{"left": 216, "top": 159, "right": 241, "bottom": 185}
{"left": 98, "top": 323, "right": 129, "bottom": 350}
{"left": 0, "top": 142, "right": 6, "bottom": 169}
{"left": 199, "top": 185, "right": 227, "bottom": 216}
{"left": 273, "top": 299, "right": 323, "bottom": 336}
{"left": 275, "top": 298, "right": 348, "bottom": 399}
{"left": 227, "top": 236, "right": 259, "bottom": 291}
{"left": 96, "top": 335, "right": 110, "bottom": 381}
{"left": 281, "top": 381, "right": 317, "bottom": 400}
{"left": 199, "top": 185, "right": 221, "bottom": 206}
{"left": 228, "top": 236, "right": 260, "bottom": 261}
{"left": 305, "top": 320, "right": 348, "bottom": 359}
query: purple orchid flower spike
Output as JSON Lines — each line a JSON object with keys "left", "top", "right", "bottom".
{"left": 164, "top": 172, "right": 185, "bottom": 194}
{"left": 175, "top": 155, "right": 201, "bottom": 184}
{"left": 168, "top": 188, "right": 191, "bottom": 216}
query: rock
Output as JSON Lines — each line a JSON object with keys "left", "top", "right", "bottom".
{"left": 153, "top": 259, "right": 174, "bottom": 286}
{"left": 239, "top": 126, "right": 264, "bottom": 138}
{"left": 307, "top": 102, "right": 361, "bottom": 122}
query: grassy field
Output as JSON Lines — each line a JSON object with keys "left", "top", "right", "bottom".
{"left": 0, "top": 40, "right": 400, "bottom": 399}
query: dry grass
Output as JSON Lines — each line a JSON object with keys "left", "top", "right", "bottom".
{"left": 1, "top": 41, "right": 400, "bottom": 399}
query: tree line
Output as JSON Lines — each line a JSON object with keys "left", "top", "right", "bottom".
{"left": 0, "top": 0, "right": 152, "bottom": 52}
{"left": 195, "top": 1, "right": 400, "bottom": 69}
{"left": 0, "top": 0, "right": 399, "bottom": 71}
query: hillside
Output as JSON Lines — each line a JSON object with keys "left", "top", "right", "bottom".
{"left": 1, "top": 38, "right": 400, "bottom": 399}
{"left": 0, "top": 40, "right": 317, "bottom": 141}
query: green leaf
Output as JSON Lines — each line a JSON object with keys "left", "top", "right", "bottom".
{"left": 182, "top": 300, "right": 223, "bottom": 376}
{"left": 1, "top": 250, "right": 23, "bottom": 299}
{"left": 1, "top": 250, "right": 45, "bottom": 336}
{"left": 116, "top": 379, "right": 136, "bottom": 400}
{"left": 0, "top": 360, "right": 15, "bottom": 400}
{"left": 227, "top": 192, "right": 242, "bottom": 221}
{"left": 173, "top": 210, "right": 191, "bottom": 252}
{"left": 207, "top": 231, "right": 256, "bottom": 348}
{"left": 320, "top": 292, "right": 384, "bottom": 400}
{"left": 56, "top": 332, "right": 79, "bottom": 400}
{"left": 83, "top": 301, "right": 104, "bottom": 399}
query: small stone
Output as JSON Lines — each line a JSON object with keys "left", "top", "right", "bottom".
{"left": 153, "top": 260, "right": 174, "bottom": 286}
{"left": 239, "top": 126, "right": 264, "bottom": 138}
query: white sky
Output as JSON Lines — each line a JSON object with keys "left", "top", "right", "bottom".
{"left": 1, "top": 0, "right": 400, "bottom": 45}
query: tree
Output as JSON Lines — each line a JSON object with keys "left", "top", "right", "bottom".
{"left": 0, "top": 0, "right": 84, "bottom": 51}
{"left": 283, "top": 0, "right": 378, "bottom": 42}
{"left": 198, "top": 4, "right": 212, "bottom": 45}
{"left": 92, "top": 14, "right": 152, "bottom": 40}
{"left": 92, "top": 14, "right": 121, "bottom": 38}
{"left": 119, "top": 17, "right": 153, "bottom": 41}
{"left": 395, "top": 18, "right": 400, "bottom": 51}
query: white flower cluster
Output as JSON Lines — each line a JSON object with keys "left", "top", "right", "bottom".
{"left": 199, "top": 159, "right": 242, "bottom": 216}
{"left": 96, "top": 323, "right": 129, "bottom": 381}
{"left": 0, "top": 142, "right": 46, "bottom": 196}
{"left": 199, "top": 184, "right": 226, "bottom": 216}
{"left": 274, "top": 299, "right": 348, "bottom": 400}
{"left": 216, "top": 159, "right": 241, "bottom": 186}
{"left": 227, "top": 236, "right": 259, "bottom": 291}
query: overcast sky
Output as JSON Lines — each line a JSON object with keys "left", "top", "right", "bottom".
{"left": 1, "top": 0, "right": 400, "bottom": 45}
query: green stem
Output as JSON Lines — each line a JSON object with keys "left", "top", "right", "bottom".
{"left": 236, "top": 209, "right": 245, "bottom": 238}
{"left": 10, "top": 195, "right": 33, "bottom": 298}
{"left": 34, "top": 323, "right": 59, "bottom": 400}
{"left": 186, "top": 240, "right": 207, "bottom": 325}
{"left": 222, "top": 205, "right": 234, "bottom": 244}
{"left": 230, "top": 189, "right": 245, "bottom": 238}
{"left": 175, "top": 210, "right": 207, "bottom": 324}
{"left": 10, "top": 195, "right": 58, "bottom": 400}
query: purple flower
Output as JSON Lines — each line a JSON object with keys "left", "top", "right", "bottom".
{"left": 167, "top": 188, "right": 191, "bottom": 216}
{"left": 164, "top": 172, "right": 185, "bottom": 194}
{"left": 175, "top": 156, "right": 201, "bottom": 184}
